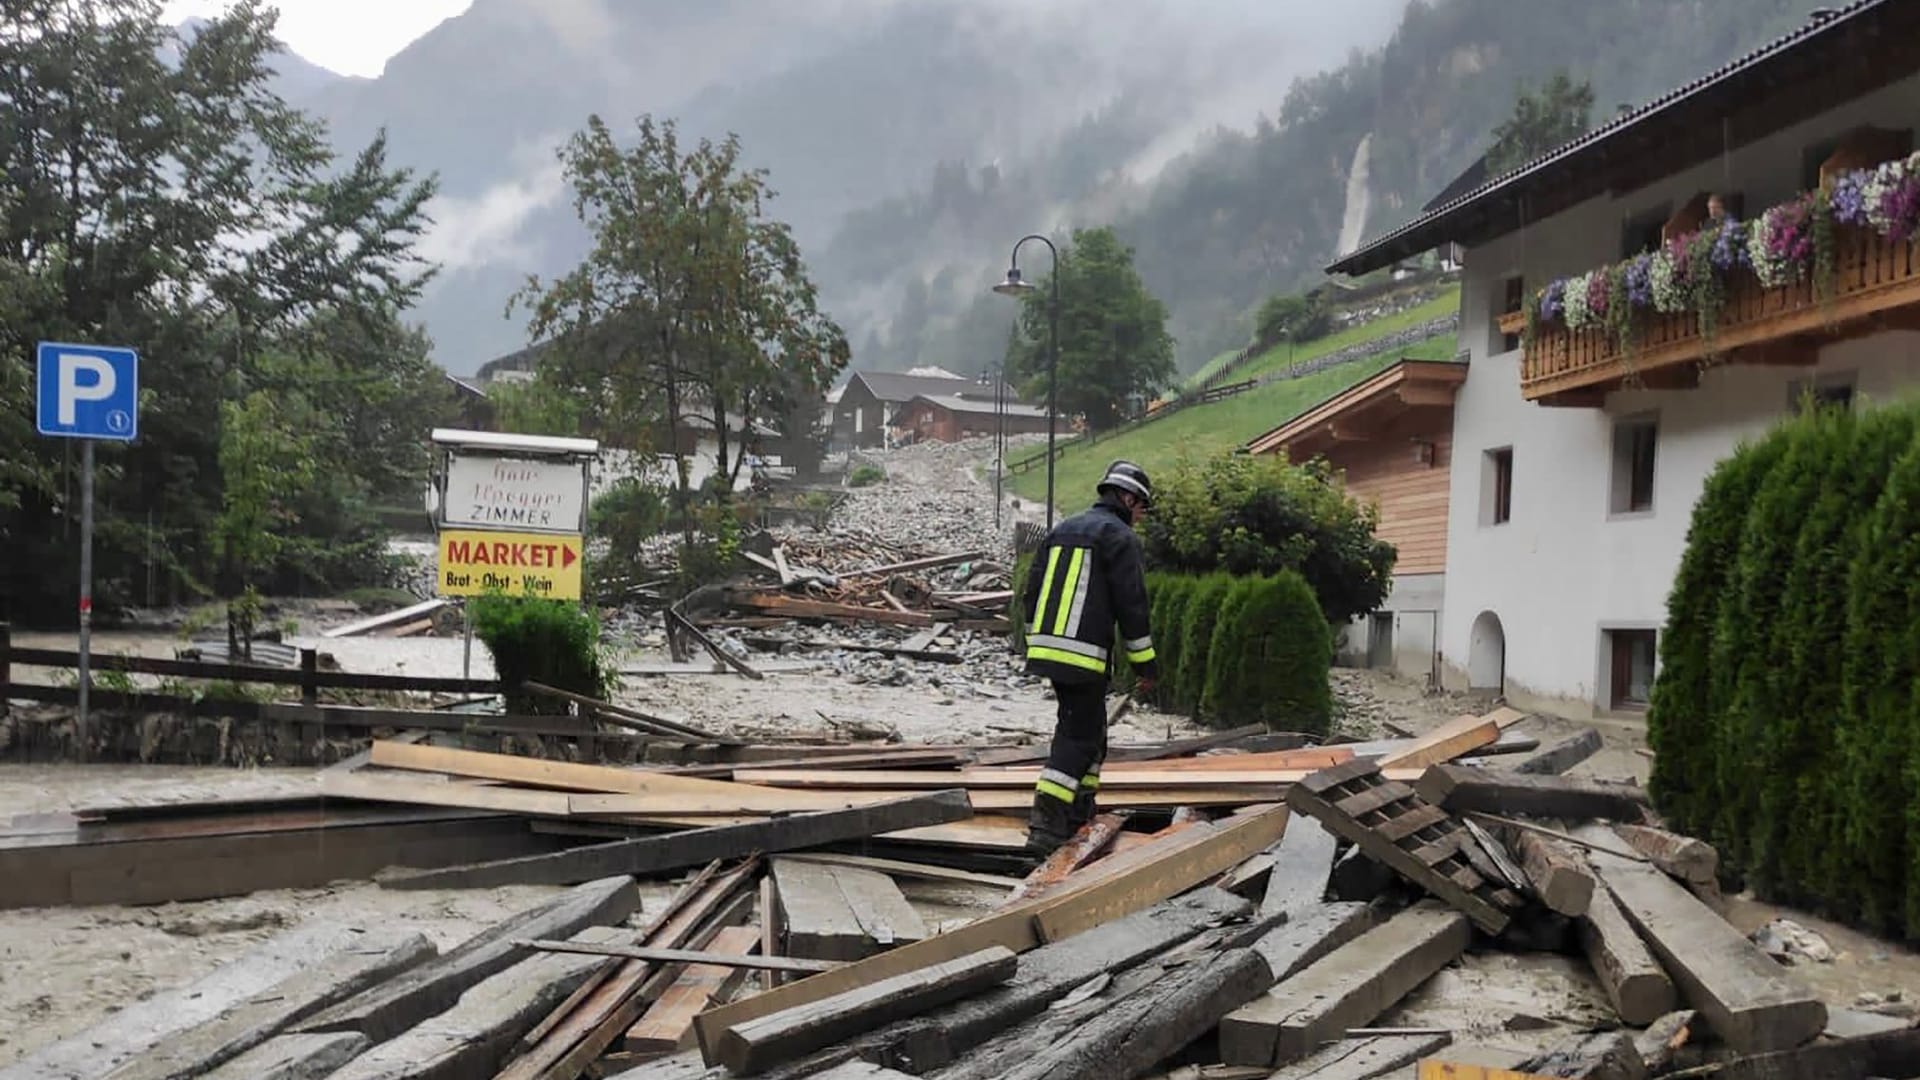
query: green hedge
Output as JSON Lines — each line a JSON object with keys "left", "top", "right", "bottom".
{"left": 1202, "top": 571, "right": 1333, "bottom": 733}
{"left": 1650, "top": 398, "right": 1920, "bottom": 935}
{"left": 467, "top": 593, "right": 610, "bottom": 715}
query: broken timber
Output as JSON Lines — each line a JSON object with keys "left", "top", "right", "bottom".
{"left": 198, "top": 1033, "right": 370, "bottom": 1080}
{"left": 515, "top": 938, "right": 841, "bottom": 974}
{"left": 1258, "top": 813, "right": 1338, "bottom": 919}
{"left": 1508, "top": 828, "right": 1596, "bottom": 917}
{"left": 1612, "top": 824, "right": 1719, "bottom": 885}
{"left": 1577, "top": 879, "right": 1678, "bottom": 1025}
{"left": 1512, "top": 728, "right": 1604, "bottom": 775}
{"left": 297, "top": 877, "right": 638, "bottom": 1042}
{"left": 378, "top": 790, "right": 972, "bottom": 889}
{"left": 770, "top": 857, "right": 929, "bottom": 960}
{"left": 1375, "top": 713, "right": 1500, "bottom": 771}
{"left": 1001, "top": 814, "right": 1124, "bottom": 906}
{"left": 1517, "top": 1029, "right": 1648, "bottom": 1080}
{"left": 624, "top": 926, "right": 761, "bottom": 1054}
{"left": 715, "top": 946, "right": 1018, "bottom": 1074}
{"left": 1416, "top": 766, "right": 1652, "bottom": 823}
{"left": 1220, "top": 902, "right": 1473, "bottom": 1067}
{"left": 1580, "top": 830, "right": 1825, "bottom": 1053}
{"left": 690, "top": 805, "right": 1290, "bottom": 1064}
{"left": 1286, "top": 759, "right": 1522, "bottom": 934}
{"left": 1267, "top": 1032, "right": 1452, "bottom": 1079}
{"left": 1249, "top": 901, "right": 1378, "bottom": 984}
{"left": 100, "top": 931, "right": 436, "bottom": 1080}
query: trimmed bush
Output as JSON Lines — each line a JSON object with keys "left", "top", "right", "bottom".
{"left": 1153, "top": 574, "right": 1196, "bottom": 710}
{"left": 468, "top": 594, "right": 609, "bottom": 715}
{"left": 1176, "top": 574, "right": 1235, "bottom": 715}
{"left": 1651, "top": 395, "right": 1920, "bottom": 938}
{"left": 1202, "top": 572, "right": 1333, "bottom": 733}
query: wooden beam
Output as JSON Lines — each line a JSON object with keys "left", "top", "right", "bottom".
{"left": 1509, "top": 830, "right": 1596, "bottom": 917}
{"left": 1580, "top": 831, "right": 1824, "bottom": 1053}
{"left": 197, "top": 1033, "right": 369, "bottom": 1080}
{"left": 622, "top": 926, "right": 761, "bottom": 1054}
{"left": 770, "top": 858, "right": 927, "bottom": 961}
{"left": 1575, "top": 870, "right": 1678, "bottom": 1025}
{"left": 1612, "top": 825, "right": 1719, "bottom": 885}
{"left": 101, "top": 933, "right": 436, "bottom": 1080}
{"left": 1266, "top": 1032, "right": 1452, "bottom": 1079}
{"left": 322, "top": 927, "right": 623, "bottom": 1080}
{"left": 1655, "top": 1028, "right": 1920, "bottom": 1080}
{"left": 1259, "top": 814, "right": 1338, "bottom": 919}
{"left": 296, "top": 877, "right": 637, "bottom": 1042}
{"left": 728, "top": 592, "right": 936, "bottom": 627}
{"left": 688, "top": 805, "right": 1290, "bottom": 1064}
{"left": 1377, "top": 714, "right": 1499, "bottom": 771}
{"left": 1415, "top": 766, "right": 1652, "bottom": 822}
{"left": 378, "top": 791, "right": 973, "bottom": 890}
{"left": 715, "top": 947, "right": 1018, "bottom": 1074}
{"left": 1002, "top": 814, "right": 1124, "bottom": 906}
{"left": 1512, "top": 728, "right": 1603, "bottom": 776}
{"left": 1248, "top": 902, "right": 1378, "bottom": 984}
{"left": 1516, "top": 1030, "right": 1647, "bottom": 1080}
{"left": 771, "top": 852, "right": 1020, "bottom": 890}
{"left": 728, "top": 767, "right": 1322, "bottom": 789}
{"left": 1220, "top": 903, "right": 1473, "bottom": 1067}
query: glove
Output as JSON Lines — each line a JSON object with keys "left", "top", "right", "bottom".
{"left": 1135, "top": 675, "right": 1158, "bottom": 699}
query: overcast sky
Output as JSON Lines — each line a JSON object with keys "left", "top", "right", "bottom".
{"left": 160, "top": 0, "right": 473, "bottom": 78}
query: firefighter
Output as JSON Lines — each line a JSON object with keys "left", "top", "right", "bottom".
{"left": 1018, "top": 460, "right": 1158, "bottom": 858}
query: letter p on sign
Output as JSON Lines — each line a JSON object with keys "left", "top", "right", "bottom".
{"left": 36, "top": 342, "right": 139, "bottom": 441}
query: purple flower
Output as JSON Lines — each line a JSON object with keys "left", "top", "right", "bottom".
{"left": 1881, "top": 176, "right": 1920, "bottom": 243}
{"left": 1626, "top": 254, "right": 1653, "bottom": 307}
{"left": 1710, "top": 219, "right": 1748, "bottom": 271}
{"left": 1539, "top": 279, "right": 1565, "bottom": 321}
{"left": 1587, "top": 270, "right": 1610, "bottom": 317}
{"left": 1830, "top": 173, "right": 1868, "bottom": 226}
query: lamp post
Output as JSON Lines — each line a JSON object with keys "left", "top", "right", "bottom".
{"left": 993, "top": 234, "right": 1060, "bottom": 529}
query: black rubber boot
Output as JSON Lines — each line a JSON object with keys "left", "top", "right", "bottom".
{"left": 1023, "top": 792, "right": 1077, "bottom": 863}
{"left": 1069, "top": 790, "right": 1097, "bottom": 832}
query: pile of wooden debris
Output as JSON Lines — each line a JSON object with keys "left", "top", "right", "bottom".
{"left": 5, "top": 709, "right": 1910, "bottom": 1080}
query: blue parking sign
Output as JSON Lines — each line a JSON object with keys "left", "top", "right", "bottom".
{"left": 36, "top": 342, "right": 139, "bottom": 441}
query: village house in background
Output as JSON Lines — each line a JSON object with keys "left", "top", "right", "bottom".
{"left": 831, "top": 368, "right": 1041, "bottom": 449}
{"left": 896, "top": 392, "right": 1052, "bottom": 444}
{"left": 1247, "top": 358, "right": 1466, "bottom": 684}
{"left": 1324, "top": 0, "right": 1920, "bottom": 718}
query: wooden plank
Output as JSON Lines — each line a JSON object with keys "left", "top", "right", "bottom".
{"left": 515, "top": 938, "right": 840, "bottom": 974}
{"left": 623, "top": 926, "right": 761, "bottom": 1053}
{"left": 1581, "top": 832, "right": 1824, "bottom": 1053}
{"left": 367, "top": 741, "right": 795, "bottom": 802}
{"left": 1510, "top": 830, "right": 1596, "bottom": 917}
{"left": 101, "top": 932, "right": 436, "bottom": 1080}
{"left": 572, "top": 786, "right": 1274, "bottom": 815}
{"left": 1416, "top": 766, "right": 1651, "bottom": 822}
{"left": 773, "top": 857, "right": 878, "bottom": 961}
{"left": 839, "top": 551, "right": 988, "bottom": 579}
{"left": 0, "top": 923, "right": 382, "bottom": 1080}
{"left": 1268, "top": 1033, "right": 1453, "bottom": 1079}
{"left": 1377, "top": 714, "right": 1500, "bottom": 771}
{"left": 1002, "top": 814, "right": 1124, "bottom": 905}
{"left": 1219, "top": 903, "right": 1473, "bottom": 1067}
{"left": 832, "top": 861, "right": 930, "bottom": 950}
{"left": 716, "top": 946, "right": 1019, "bottom": 1074}
{"left": 321, "top": 772, "right": 576, "bottom": 817}
{"left": 1249, "top": 902, "right": 1378, "bottom": 984}
{"left": 760, "top": 873, "right": 785, "bottom": 990}
{"left": 663, "top": 609, "right": 765, "bottom": 681}
{"left": 1612, "top": 825, "right": 1719, "bottom": 885}
{"left": 378, "top": 791, "right": 972, "bottom": 890}
{"left": 773, "top": 852, "right": 1020, "bottom": 890}
{"left": 659, "top": 749, "right": 968, "bottom": 778}
{"left": 1260, "top": 813, "right": 1338, "bottom": 919}
{"left": 297, "top": 877, "right": 638, "bottom": 1042}
{"left": 495, "top": 859, "right": 753, "bottom": 1080}
{"left": 1516, "top": 1030, "right": 1647, "bottom": 1080}
{"left": 729, "top": 592, "right": 936, "bottom": 627}
{"left": 197, "top": 1033, "right": 371, "bottom": 1080}
{"left": 730, "top": 767, "right": 1315, "bottom": 789}
{"left": 958, "top": 948, "right": 1274, "bottom": 1080}
{"left": 1110, "top": 747, "right": 1357, "bottom": 772}
{"left": 1377, "top": 805, "right": 1450, "bottom": 843}
{"left": 1512, "top": 728, "right": 1604, "bottom": 776}
{"left": 689, "top": 805, "right": 1290, "bottom": 1064}
{"left": 324, "top": 927, "right": 622, "bottom": 1080}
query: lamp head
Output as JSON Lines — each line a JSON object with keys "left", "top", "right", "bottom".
{"left": 993, "top": 267, "right": 1035, "bottom": 297}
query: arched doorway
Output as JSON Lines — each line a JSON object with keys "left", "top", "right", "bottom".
{"left": 1468, "top": 610, "right": 1506, "bottom": 692}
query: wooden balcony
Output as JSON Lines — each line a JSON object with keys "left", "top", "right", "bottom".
{"left": 1515, "top": 226, "right": 1920, "bottom": 405}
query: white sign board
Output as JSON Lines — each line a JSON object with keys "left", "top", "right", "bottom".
{"left": 442, "top": 454, "right": 587, "bottom": 534}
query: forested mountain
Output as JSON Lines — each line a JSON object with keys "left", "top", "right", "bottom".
{"left": 277, "top": 0, "right": 1826, "bottom": 376}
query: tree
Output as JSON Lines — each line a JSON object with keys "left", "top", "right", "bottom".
{"left": 514, "top": 115, "right": 848, "bottom": 550}
{"left": 1005, "top": 227, "right": 1174, "bottom": 432}
{"left": 1485, "top": 70, "right": 1594, "bottom": 175}
{"left": 1254, "top": 291, "right": 1332, "bottom": 349}
{"left": 215, "top": 389, "right": 316, "bottom": 654}
{"left": 0, "top": 1, "right": 441, "bottom": 620}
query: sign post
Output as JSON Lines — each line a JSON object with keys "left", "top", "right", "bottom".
{"left": 36, "top": 342, "right": 140, "bottom": 758}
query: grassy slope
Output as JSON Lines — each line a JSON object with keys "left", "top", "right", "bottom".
{"left": 1177, "top": 284, "right": 1460, "bottom": 393}
{"left": 1012, "top": 332, "right": 1456, "bottom": 509}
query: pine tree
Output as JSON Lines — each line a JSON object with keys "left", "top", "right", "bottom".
{"left": 1202, "top": 578, "right": 1262, "bottom": 726}
{"left": 1203, "top": 573, "right": 1333, "bottom": 733}
{"left": 1177, "top": 575, "right": 1235, "bottom": 716}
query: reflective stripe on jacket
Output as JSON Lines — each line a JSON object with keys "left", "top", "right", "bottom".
{"left": 1022, "top": 496, "right": 1158, "bottom": 685}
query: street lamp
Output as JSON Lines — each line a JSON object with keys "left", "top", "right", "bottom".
{"left": 993, "top": 234, "right": 1060, "bottom": 529}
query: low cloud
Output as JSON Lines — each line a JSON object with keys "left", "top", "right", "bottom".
{"left": 418, "top": 160, "right": 567, "bottom": 273}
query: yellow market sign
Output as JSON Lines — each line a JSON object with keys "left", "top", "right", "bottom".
{"left": 438, "top": 529, "right": 582, "bottom": 601}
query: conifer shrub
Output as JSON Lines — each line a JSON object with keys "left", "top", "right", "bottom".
{"left": 1175, "top": 574, "right": 1235, "bottom": 715}
{"left": 1153, "top": 574, "right": 1197, "bottom": 710}
{"left": 1202, "top": 572, "right": 1333, "bottom": 733}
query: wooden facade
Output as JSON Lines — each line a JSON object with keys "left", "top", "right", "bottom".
{"left": 898, "top": 395, "right": 1052, "bottom": 444}
{"left": 1247, "top": 360, "right": 1466, "bottom": 576}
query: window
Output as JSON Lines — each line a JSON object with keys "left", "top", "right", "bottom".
{"left": 1482, "top": 447, "right": 1513, "bottom": 526}
{"left": 1621, "top": 205, "right": 1670, "bottom": 258}
{"left": 1788, "top": 373, "right": 1855, "bottom": 413}
{"left": 1608, "top": 629, "right": 1658, "bottom": 710}
{"left": 1499, "top": 276, "right": 1524, "bottom": 352}
{"left": 854, "top": 408, "right": 864, "bottom": 434}
{"left": 1610, "top": 416, "right": 1658, "bottom": 515}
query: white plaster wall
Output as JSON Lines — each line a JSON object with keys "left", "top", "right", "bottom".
{"left": 1442, "top": 71, "right": 1920, "bottom": 714}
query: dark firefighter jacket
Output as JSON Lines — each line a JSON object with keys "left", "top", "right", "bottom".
{"left": 1021, "top": 495, "right": 1159, "bottom": 685}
